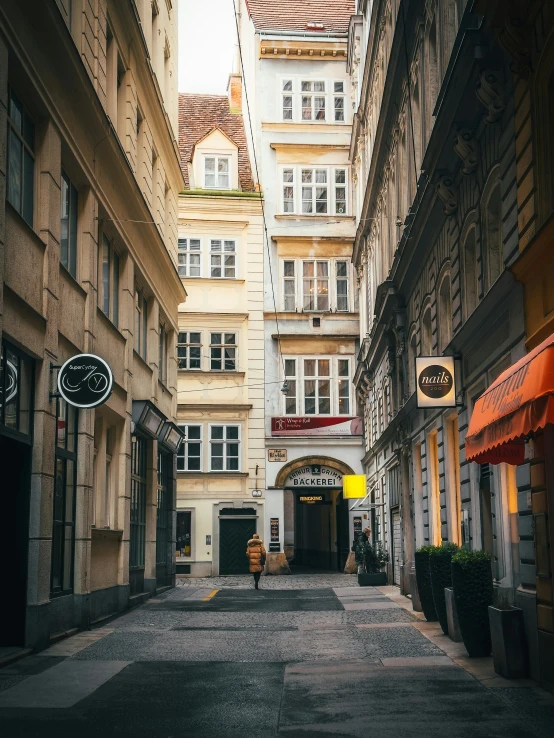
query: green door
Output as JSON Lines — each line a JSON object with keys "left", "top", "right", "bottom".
{"left": 219, "top": 518, "right": 256, "bottom": 574}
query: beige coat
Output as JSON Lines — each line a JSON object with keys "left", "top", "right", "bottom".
{"left": 246, "top": 538, "right": 267, "bottom": 573}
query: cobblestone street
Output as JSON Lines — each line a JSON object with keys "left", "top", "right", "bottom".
{"left": 1, "top": 580, "right": 553, "bottom": 737}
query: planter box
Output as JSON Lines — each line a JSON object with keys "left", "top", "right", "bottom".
{"left": 358, "top": 572, "right": 387, "bottom": 586}
{"left": 410, "top": 570, "right": 422, "bottom": 612}
{"left": 445, "top": 587, "right": 463, "bottom": 642}
{"left": 489, "top": 606, "right": 529, "bottom": 679}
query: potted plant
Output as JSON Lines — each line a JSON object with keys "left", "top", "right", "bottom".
{"left": 488, "top": 601, "right": 528, "bottom": 678}
{"left": 429, "top": 543, "right": 459, "bottom": 635}
{"left": 357, "top": 539, "right": 389, "bottom": 586}
{"left": 451, "top": 549, "right": 493, "bottom": 657}
{"left": 414, "top": 546, "right": 439, "bottom": 621}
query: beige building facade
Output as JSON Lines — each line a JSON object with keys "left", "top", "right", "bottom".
{"left": 0, "top": 0, "right": 185, "bottom": 649}
{"left": 176, "top": 90, "right": 265, "bottom": 576}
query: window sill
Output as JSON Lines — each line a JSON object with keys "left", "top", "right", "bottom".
{"left": 97, "top": 307, "right": 125, "bottom": 342}
{"left": 274, "top": 214, "right": 355, "bottom": 221}
{"left": 133, "top": 349, "right": 153, "bottom": 373}
{"left": 158, "top": 379, "right": 171, "bottom": 395}
{"left": 178, "top": 370, "right": 245, "bottom": 377}
{"left": 178, "top": 471, "right": 248, "bottom": 477}
{"left": 180, "top": 277, "right": 245, "bottom": 284}
{"left": 91, "top": 527, "right": 124, "bottom": 539}
{"left": 59, "top": 262, "right": 87, "bottom": 298}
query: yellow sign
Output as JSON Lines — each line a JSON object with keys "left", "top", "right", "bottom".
{"left": 343, "top": 475, "right": 367, "bottom": 499}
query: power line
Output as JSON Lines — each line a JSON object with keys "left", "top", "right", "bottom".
{"left": 178, "top": 379, "right": 282, "bottom": 394}
{"left": 232, "top": 0, "right": 286, "bottom": 379}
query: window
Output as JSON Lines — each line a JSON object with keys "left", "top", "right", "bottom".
{"left": 100, "top": 235, "right": 120, "bottom": 327}
{"left": 210, "top": 425, "right": 240, "bottom": 471}
{"left": 0, "top": 341, "right": 33, "bottom": 435}
{"left": 336, "top": 261, "right": 349, "bottom": 311}
{"left": 135, "top": 289, "right": 148, "bottom": 360}
{"left": 283, "top": 356, "right": 351, "bottom": 416}
{"left": 210, "top": 239, "right": 236, "bottom": 278}
{"left": 177, "top": 424, "right": 202, "bottom": 471}
{"left": 334, "top": 82, "right": 345, "bottom": 122}
{"left": 130, "top": 435, "right": 147, "bottom": 570}
{"left": 283, "top": 261, "right": 296, "bottom": 311}
{"left": 51, "top": 398, "right": 78, "bottom": 595}
{"left": 421, "top": 307, "right": 432, "bottom": 355}
{"left": 177, "top": 332, "right": 201, "bottom": 370}
{"left": 176, "top": 511, "right": 192, "bottom": 556}
{"left": 210, "top": 332, "right": 237, "bottom": 371}
{"left": 303, "top": 261, "right": 329, "bottom": 311}
{"left": 301, "top": 80, "right": 326, "bottom": 120}
{"left": 159, "top": 323, "right": 169, "bottom": 384}
{"left": 302, "top": 169, "right": 328, "bottom": 214}
{"left": 282, "top": 79, "right": 293, "bottom": 120}
{"left": 61, "top": 170, "right": 78, "bottom": 277}
{"left": 281, "top": 166, "right": 348, "bottom": 215}
{"left": 284, "top": 359, "right": 297, "bottom": 414}
{"left": 178, "top": 237, "right": 201, "bottom": 277}
{"left": 282, "top": 169, "right": 295, "bottom": 213}
{"left": 438, "top": 274, "right": 452, "bottom": 351}
{"left": 334, "top": 169, "right": 347, "bottom": 214}
{"left": 204, "top": 156, "right": 230, "bottom": 189}
{"left": 7, "top": 87, "right": 35, "bottom": 226}
{"left": 464, "top": 226, "right": 478, "bottom": 318}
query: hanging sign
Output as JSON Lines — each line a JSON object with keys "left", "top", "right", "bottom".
{"left": 415, "top": 356, "right": 456, "bottom": 408}
{"left": 58, "top": 354, "right": 113, "bottom": 409}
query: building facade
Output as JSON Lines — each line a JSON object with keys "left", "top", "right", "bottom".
{"left": 176, "top": 89, "right": 265, "bottom": 576}
{"left": 238, "top": 0, "right": 363, "bottom": 572}
{"left": 0, "top": 0, "right": 184, "bottom": 648}
{"left": 349, "top": 0, "right": 529, "bottom": 626}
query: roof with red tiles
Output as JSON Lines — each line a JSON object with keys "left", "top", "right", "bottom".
{"left": 178, "top": 93, "right": 255, "bottom": 192}
{"left": 245, "top": 0, "right": 355, "bottom": 35}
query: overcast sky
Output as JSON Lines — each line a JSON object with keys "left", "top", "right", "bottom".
{"left": 178, "top": 0, "right": 237, "bottom": 94}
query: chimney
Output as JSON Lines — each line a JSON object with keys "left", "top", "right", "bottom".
{"left": 228, "top": 72, "right": 242, "bottom": 114}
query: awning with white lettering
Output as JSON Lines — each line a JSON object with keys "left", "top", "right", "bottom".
{"left": 465, "top": 332, "right": 554, "bottom": 465}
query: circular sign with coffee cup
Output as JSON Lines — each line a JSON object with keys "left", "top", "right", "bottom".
{"left": 415, "top": 356, "right": 456, "bottom": 408}
{"left": 58, "top": 354, "right": 113, "bottom": 409}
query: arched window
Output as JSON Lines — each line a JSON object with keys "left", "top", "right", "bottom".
{"left": 421, "top": 306, "right": 433, "bottom": 355}
{"left": 485, "top": 184, "right": 502, "bottom": 288}
{"left": 438, "top": 272, "right": 452, "bottom": 351}
{"left": 463, "top": 225, "right": 478, "bottom": 318}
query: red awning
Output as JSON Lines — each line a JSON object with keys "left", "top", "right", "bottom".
{"left": 465, "top": 332, "right": 554, "bottom": 465}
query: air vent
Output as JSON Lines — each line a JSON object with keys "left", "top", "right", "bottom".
{"left": 312, "top": 317, "right": 321, "bottom": 328}
{"left": 176, "top": 563, "right": 191, "bottom": 574}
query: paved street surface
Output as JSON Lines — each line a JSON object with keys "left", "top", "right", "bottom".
{"left": 1, "top": 574, "right": 553, "bottom": 737}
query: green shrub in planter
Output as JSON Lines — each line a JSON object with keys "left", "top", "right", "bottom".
{"left": 414, "top": 546, "right": 440, "bottom": 622}
{"left": 451, "top": 549, "right": 493, "bottom": 657}
{"left": 429, "top": 543, "right": 459, "bottom": 636}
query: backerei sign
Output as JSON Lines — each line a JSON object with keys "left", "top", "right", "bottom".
{"left": 415, "top": 356, "right": 456, "bottom": 409}
{"left": 285, "top": 465, "right": 343, "bottom": 488}
{"left": 58, "top": 354, "right": 113, "bottom": 409}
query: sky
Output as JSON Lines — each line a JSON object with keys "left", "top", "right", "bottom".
{"left": 178, "top": 0, "right": 237, "bottom": 94}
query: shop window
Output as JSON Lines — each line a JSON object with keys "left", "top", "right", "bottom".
{"left": 176, "top": 511, "right": 192, "bottom": 557}
{"left": 51, "top": 398, "right": 78, "bottom": 595}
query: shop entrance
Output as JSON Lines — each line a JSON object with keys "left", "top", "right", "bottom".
{"left": 292, "top": 489, "right": 350, "bottom": 571}
{"left": 0, "top": 434, "right": 32, "bottom": 646}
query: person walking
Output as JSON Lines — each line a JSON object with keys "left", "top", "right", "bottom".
{"left": 246, "top": 533, "right": 266, "bottom": 589}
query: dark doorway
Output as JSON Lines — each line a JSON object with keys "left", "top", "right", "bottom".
{"left": 0, "top": 434, "right": 32, "bottom": 646}
{"left": 156, "top": 451, "right": 172, "bottom": 589}
{"left": 336, "top": 492, "right": 350, "bottom": 571}
{"left": 293, "top": 491, "right": 337, "bottom": 570}
{"left": 219, "top": 517, "right": 256, "bottom": 574}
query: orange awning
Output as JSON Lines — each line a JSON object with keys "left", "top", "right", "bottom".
{"left": 465, "top": 332, "right": 554, "bottom": 465}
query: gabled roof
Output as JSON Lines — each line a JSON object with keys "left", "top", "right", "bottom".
{"left": 245, "top": 0, "right": 355, "bottom": 35}
{"left": 178, "top": 93, "right": 255, "bottom": 192}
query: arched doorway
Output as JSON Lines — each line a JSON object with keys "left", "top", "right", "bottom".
{"left": 275, "top": 456, "right": 354, "bottom": 572}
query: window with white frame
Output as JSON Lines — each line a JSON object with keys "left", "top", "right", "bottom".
{"left": 283, "top": 261, "right": 296, "bottom": 311}
{"left": 336, "top": 261, "right": 349, "bottom": 311}
{"left": 210, "top": 239, "right": 236, "bottom": 278}
{"left": 283, "top": 357, "right": 352, "bottom": 416}
{"left": 303, "top": 261, "right": 329, "bottom": 311}
{"left": 282, "top": 79, "right": 293, "bottom": 119}
{"left": 280, "top": 166, "right": 349, "bottom": 215}
{"left": 204, "top": 156, "right": 230, "bottom": 189}
{"left": 210, "top": 332, "right": 237, "bottom": 371}
{"left": 301, "top": 80, "right": 326, "bottom": 120}
{"left": 210, "top": 425, "right": 240, "bottom": 471}
{"left": 334, "top": 82, "right": 345, "bottom": 122}
{"left": 177, "top": 332, "right": 201, "bottom": 370}
{"left": 178, "top": 237, "right": 201, "bottom": 277}
{"left": 177, "top": 424, "right": 202, "bottom": 471}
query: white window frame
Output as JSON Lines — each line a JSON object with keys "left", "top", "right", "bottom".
{"left": 300, "top": 79, "right": 327, "bottom": 121}
{"left": 210, "top": 332, "right": 237, "bottom": 371}
{"left": 278, "top": 77, "right": 349, "bottom": 124}
{"left": 284, "top": 358, "right": 298, "bottom": 414}
{"left": 209, "top": 424, "right": 241, "bottom": 472}
{"left": 302, "top": 260, "right": 330, "bottom": 311}
{"left": 280, "top": 165, "right": 349, "bottom": 216}
{"left": 283, "top": 260, "right": 296, "bottom": 311}
{"left": 177, "top": 424, "right": 203, "bottom": 472}
{"left": 333, "top": 81, "right": 346, "bottom": 122}
{"left": 203, "top": 155, "right": 230, "bottom": 189}
{"left": 210, "top": 238, "right": 237, "bottom": 279}
{"left": 335, "top": 260, "right": 349, "bottom": 312}
{"left": 282, "top": 356, "right": 352, "bottom": 416}
{"left": 178, "top": 237, "right": 202, "bottom": 277}
{"left": 281, "top": 78, "right": 294, "bottom": 120}
{"left": 301, "top": 167, "right": 329, "bottom": 214}
{"left": 177, "top": 331, "right": 202, "bottom": 370}
{"left": 281, "top": 257, "right": 352, "bottom": 312}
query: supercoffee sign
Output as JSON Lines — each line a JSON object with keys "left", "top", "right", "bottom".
{"left": 58, "top": 354, "right": 113, "bottom": 409}
{"left": 416, "top": 356, "right": 456, "bottom": 409}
